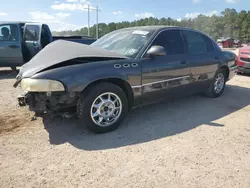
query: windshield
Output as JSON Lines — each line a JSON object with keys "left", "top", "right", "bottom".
{"left": 91, "top": 29, "right": 154, "bottom": 58}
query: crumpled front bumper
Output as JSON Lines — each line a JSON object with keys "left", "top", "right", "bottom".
{"left": 17, "top": 92, "right": 47, "bottom": 113}
{"left": 17, "top": 92, "right": 79, "bottom": 114}
{"left": 17, "top": 94, "right": 29, "bottom": 107}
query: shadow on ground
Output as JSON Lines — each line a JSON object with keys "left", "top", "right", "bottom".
{"left": 43, "top": 85, "right": 250, "bottom": 150}
{"left": 0, "top": 69, "right": 18, "bottom": 79}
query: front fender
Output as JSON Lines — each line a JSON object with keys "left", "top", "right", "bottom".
{"left": 67, "top": 72, "right": 129, "bottom": 92}
{"left": 31, "top": 59, "right": 142, "bottom": 92}
{"left": 220, "top": 50, "right": 236, "bottom": 68}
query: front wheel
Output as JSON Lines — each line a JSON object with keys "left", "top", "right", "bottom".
{"left": 76, "top": 82, "right": 129, "bottom": 133}
{"left": 205, "top": 69, "right": 227, "bottom": 98}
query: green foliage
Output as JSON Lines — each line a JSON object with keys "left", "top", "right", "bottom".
{"left": 52, "top": 8, "right": 250, "bottom": 42}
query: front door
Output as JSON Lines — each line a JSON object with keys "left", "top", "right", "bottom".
{"left": 141, "top": 29, "right": 191, "bottom": 104}
{"left": 0, "top": 24, "right": 24, "bottom": 67}
{"left": 23, "top": 23, "right": 43, "bottom": 60}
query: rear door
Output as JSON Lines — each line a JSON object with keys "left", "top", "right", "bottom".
{"left": 0, "top": 23, "right": 24, "bottom": 67}
{"left": 23, "top": 23, "right": 43, "bottom": 58}
{"left": 141, "top": 29, "right": 191, "bottom": 104}
{"left": 182, "top": 29, "right": 220, "bottom": 93}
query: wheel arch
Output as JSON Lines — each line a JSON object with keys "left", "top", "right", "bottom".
{"left": 82, "top": 78, "right": 134, "bottom": 110}
{"left": 218, "top": 65, "right": 230, "bottom": 80}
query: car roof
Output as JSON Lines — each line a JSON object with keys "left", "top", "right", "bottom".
{"left": 114, "top": 25, "right": 209, "bottom": 35}
{"left": 117, "top": 25, "right": 180, "bottom": 32}
{"left": 0, "top": 21, "right": 41, "bottom": 25}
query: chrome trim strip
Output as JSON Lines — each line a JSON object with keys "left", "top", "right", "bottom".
{"left": 131, "top": 75, "right": 190, "bottom": 88}
{"left": 131, "top": 85, "right": 142, "bottom": 89}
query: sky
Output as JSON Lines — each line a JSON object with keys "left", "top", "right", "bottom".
{"left": 0, "top": 0, "right": 249, "bottom": 31}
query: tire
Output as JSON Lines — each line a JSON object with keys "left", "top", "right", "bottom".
{"left": 76, "top": 82, "right": 129, "bottom": 133}
{"left": 205, "top": 69, "right": 227, "bottom": 98}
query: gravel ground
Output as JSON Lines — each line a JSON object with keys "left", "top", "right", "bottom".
{"left": 0, "top": 68, "right": 250, "bottom": 188}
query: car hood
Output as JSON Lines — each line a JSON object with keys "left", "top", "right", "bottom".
{"left": 17, "top": 40, "right": 128, "bottom": 80}
{"left": 240, "top": 46, "right": 250, "bottom": 51}
{"left": 239, "top": 46, "right": 250, "bottom": 56}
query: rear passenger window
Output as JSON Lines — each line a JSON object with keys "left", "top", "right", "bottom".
{"left": 152, "top": 30, "right": 185, "bottom": 55}
{"left": 203, "top": 35, "right": 215, "bottom": 52}
{"left": 183, "top": 30, "right": 207, "bottom": 55}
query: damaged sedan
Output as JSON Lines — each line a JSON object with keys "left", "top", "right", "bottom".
{"left": 14, "top": 26, "right": 238, "bottom": 133}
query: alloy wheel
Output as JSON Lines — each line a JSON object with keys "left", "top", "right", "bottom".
{"left": 214, "top": 73, "right": 225, "bottom": 94}
{"left": 90, "top": 92, "right": 122, "bottom": 127}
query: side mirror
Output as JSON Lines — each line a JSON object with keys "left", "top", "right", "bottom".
{"left": 146, "top": 45, "right": 166, "bottom": 57}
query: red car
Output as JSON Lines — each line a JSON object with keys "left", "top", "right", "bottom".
{"left": 237, "top": 46, "right": 250, "bottom": 74}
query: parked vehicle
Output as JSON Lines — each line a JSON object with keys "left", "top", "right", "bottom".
{"left": 15, "top": 26, "right": 237, "bottom": 133}
{"left": 217, "top": 37, "right": 234, "bottom": 48}
{"left": 0, "top": 21, "right": 96, "bottom": 70}
{"left": 217, "top": 37, "right": 242, "bottom": 48}
{"left": 233, "top": 40, "right": 242, "bottom": 48}
{"left": 236, "top": 45, "right": 250, "bottom": 74}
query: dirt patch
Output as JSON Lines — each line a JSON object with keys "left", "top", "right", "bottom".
{"left": 0, "top": 111, "right": 32, "bottom": 134}
{"left": 0, "top": 68, "right": 32, "bottom": 134}
{"left": 1, "top": 68, "right": 250, "bottom": 188}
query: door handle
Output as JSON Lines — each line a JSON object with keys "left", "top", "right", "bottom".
{"left": 33, "top": 41, "right": 38, "bottom": 46}
{"left": 180, "top": 60, "right": 188, "bottom": 64}
{"left": 8, "top": 45, "right": 19, "bottom": 49}
{"left": 214, "top": 56, "right": 220, "bottom": 60}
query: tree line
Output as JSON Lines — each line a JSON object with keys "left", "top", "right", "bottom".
{"left": 53, "top": 8, "right": 250, "bottom": 42}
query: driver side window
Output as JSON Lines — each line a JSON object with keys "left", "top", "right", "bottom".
{"left": 152, "top": 29, "right": 185, "bottom": 55}
{"left": 0, "top": 24, "right": 18, "bottom": 41}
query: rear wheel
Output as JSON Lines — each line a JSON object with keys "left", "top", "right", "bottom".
{"left": 76, "top": 82, "right": 129, "bottom": 133}
{"left": 205, "top": 69, "right": 227, "bottom": 98}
